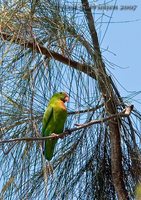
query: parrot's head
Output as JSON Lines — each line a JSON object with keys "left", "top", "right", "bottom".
{"left": 52, "top": 92, "right": 69, "bottom": 103}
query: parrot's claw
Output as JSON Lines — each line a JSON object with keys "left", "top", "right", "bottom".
{"left": 51, "top": 133, "right": 59, "bottom": 138}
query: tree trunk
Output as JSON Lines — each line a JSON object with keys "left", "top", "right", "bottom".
{"left": 81, "top": 0, "right": 129, "bottom": 199}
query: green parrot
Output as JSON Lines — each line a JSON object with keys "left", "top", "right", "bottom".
{"left": 42, "top": 92, "right": 69, "bottom": 160}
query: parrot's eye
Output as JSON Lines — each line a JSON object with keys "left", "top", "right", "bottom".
{"left": 60, "top": 92, "right": 63, "bottom": 94}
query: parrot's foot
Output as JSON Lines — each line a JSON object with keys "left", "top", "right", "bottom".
{"left": 51, "top": 133, "right": 59, "bottom": 138}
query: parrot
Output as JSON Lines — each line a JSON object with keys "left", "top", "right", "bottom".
{"left": 42, "top": 92, "right": 69, "bottom": 161}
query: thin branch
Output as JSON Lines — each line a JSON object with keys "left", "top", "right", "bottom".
{"left": 2, "top": 142, "right": 18, "bottom": 155}
{"left": 0, "top": 106, "right": 133, "bottom": 144}
{"left": 68, "top": 102, "right": 104, "bottom": 115}
{"left": 81, "top": 0, "right": 101, "bottom": 56}
{"left": 0, "top": 31, "right": 96, "bottom": 79}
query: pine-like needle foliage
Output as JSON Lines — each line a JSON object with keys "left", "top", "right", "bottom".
{"left": 0, "top": 1, "right": 141, "bottom": 199}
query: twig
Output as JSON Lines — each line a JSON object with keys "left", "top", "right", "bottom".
{"left": 68, "top": 102, "right": 104, "bottom": 115}
{"left": 2, "top": 142, "right": 18, "bottom": 155}
{"left": 0, "top": 106, "right": 133, "bottom": 144}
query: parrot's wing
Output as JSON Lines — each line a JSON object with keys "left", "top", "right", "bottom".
{"left": 42, "top": 106, "right": 53, "bottom": 136}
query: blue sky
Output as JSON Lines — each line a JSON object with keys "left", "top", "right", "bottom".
{"left": 100, "top": 0, "right": 141, "bottom": 110}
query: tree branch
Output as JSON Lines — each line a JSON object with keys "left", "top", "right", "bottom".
{"left": 81, "top": 0, "right": 101, "bottom": 56}
{"left": 0, "top": 31, "right": 96, "bottom": 79}
{"left": 0, "top": 106, "right": 133, "bottom": 144}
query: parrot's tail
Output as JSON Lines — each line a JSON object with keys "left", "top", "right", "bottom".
{"left": 44, "top": 139, "right": 57, "bottom": 161}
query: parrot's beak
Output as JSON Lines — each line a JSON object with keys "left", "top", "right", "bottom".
{"left": 64, "top": 94, "right": 69, "bottom": 102}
